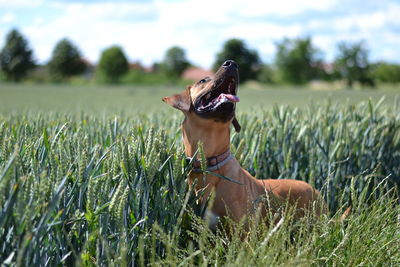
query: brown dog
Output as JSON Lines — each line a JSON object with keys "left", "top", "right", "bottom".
{"left": 163, "top": 60, "right": 327, "bottom": 229}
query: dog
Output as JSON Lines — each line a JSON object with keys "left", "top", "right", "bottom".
{"left": 162, "top": 60, "right": 327, "bottom": 229}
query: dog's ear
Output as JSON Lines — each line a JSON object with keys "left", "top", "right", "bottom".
{"left": 232, "top": 117, "right": 241, "bottom": 133}
{"left": 162, "top": 88, "right": 191, "bottom": 112}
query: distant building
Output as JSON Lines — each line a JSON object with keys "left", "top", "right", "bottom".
{"left": 322, "top": 62, "right": 334, "bottom": 73}
{"left": 80, "top": 58, "right": 95, "bottom": 79}
{"left": 128, "top": 61, "right": 154, "bottom": 72}
{"left": 181, "top": 67, "right": 214, "bottom": 81}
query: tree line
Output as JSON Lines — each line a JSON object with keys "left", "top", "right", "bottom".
{"left": 1, "top": 28, "right": 400, "bottom": 87}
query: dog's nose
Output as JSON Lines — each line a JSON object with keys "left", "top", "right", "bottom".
{"left": 222, "top": 60, "right": 238, "bottom": 69}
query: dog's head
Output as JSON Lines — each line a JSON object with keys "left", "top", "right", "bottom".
{"left": 162, "top": 60, "right": 241, "bottom": 132}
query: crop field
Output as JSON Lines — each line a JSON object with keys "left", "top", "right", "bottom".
{"left": 1, "top": 83, "right": 400, "bottom": 113}
{"left": 0, "top": 84, "right": 399, "bottom": 266}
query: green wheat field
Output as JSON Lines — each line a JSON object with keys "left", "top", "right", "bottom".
{"left": 0, "top": 84, "right": 399, "bottom": 266}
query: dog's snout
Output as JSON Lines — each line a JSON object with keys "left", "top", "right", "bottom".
{"left": 222, "top": 60, "right": 238, "bottom": 69}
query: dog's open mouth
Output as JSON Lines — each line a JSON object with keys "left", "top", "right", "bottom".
{"left": 195, "top": 78, "right": 240, "bottom": 113}
{"left": 191, "top": 60, "right": 240, "bottom": 122}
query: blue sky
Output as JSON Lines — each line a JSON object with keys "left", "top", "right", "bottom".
{"left": 1, "top": 0, "right": 399, "bottom": 68}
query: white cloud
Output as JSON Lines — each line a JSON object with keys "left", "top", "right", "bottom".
{"left": 56, "top": 2, "right": 157, "bottom": 21}
{"left": 304, "top": 1, "right": 400, "bottom": 62}
{"left": 0, "top": 0, "right": 44, "bottom": 8}
{"left": 308, "top": 1, "right": 400, "bottom": 33}
{"left": 222, "top": 23, "right": 303, "bottom": 40}
{"left": 1, "top": 13, "right": 15, "bottom": 23}
{"left": 380, "top": 48, "right": 398, "bottom": 62}
{"left": 23, "top": 1, "right": 162, "bottom": 64}
{"left": 31, "top": 0, "right": 316, "bottom": 66}
{"left": 238, "top": 0, "right": 337, "bottom": 17}
{"left": 331, "top": 12, "right": 386, "bottom": 32}
{"left": 385, "top": 2, "right": 400, "bottom": 27}
{"left": 2, "top": 0, "right": 400, "bottom": 67}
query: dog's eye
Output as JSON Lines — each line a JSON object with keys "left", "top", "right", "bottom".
{"left": 198, "top": 77, "right": 210, "bottom": 84}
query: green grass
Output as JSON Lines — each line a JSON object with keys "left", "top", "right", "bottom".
{"left": 1, "top": 83, "right": 399, "bottom": 114}
{"left": 0, "top": 83, "right": 399, "bottom": 266}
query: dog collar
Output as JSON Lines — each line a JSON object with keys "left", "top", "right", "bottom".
{"left": 186, "top": 149, "right": 233, "bottom": 173}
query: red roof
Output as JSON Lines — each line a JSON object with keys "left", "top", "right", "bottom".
{"left": 182, "top": 67, "right": 214, "bottom": 81}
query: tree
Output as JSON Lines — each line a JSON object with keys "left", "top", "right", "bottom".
{"left": 48, "top": 38, "right": 86, "bottom": 80}
{"left": 213, "top": 39, "right": 261, "bottom": 83}
{"left": 162, "top": 46, "right": 190, "bottom": 79}
{"left": 372, "top": 62, "right": 400, "bottom": 84}
{"left": 334, "top": 41, "right": 374, "bottom": 88}
{"left": 0, "top": 29, "right": 35, "bottom": 81}
{"left": 258, "top": 64, "right": 275, "bottom": 84}
{"left": 275, "top": 37, "right": 322, "bottom": 84}
{"left": 97, "top": 46, "right": 128, "bottom": 83}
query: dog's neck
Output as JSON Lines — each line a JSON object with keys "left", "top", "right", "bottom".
{"left": 181, "top": 115, "right": 231, "bottom": 159}
{"left": 181, "top": 115, "right": 236, "bottom": 194}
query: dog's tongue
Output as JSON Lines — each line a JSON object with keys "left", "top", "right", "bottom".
{"left": 221, "top": 93, "right": 240, "bottom": 102}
